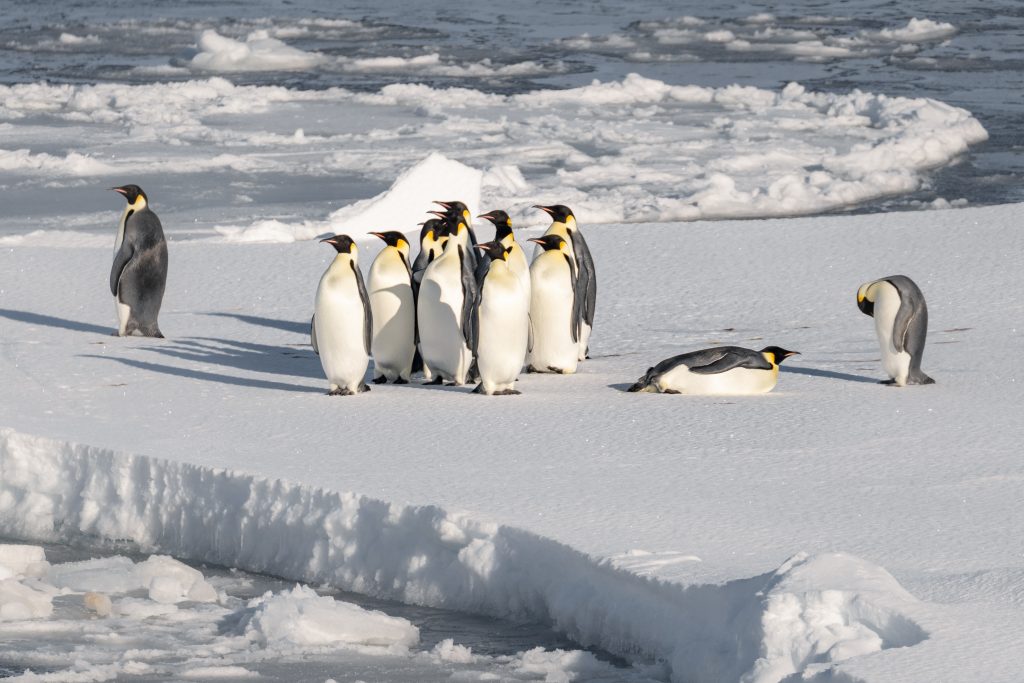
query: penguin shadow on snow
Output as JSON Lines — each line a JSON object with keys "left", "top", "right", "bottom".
{"left": 81, "top": 353, "right": 325, "bottom": 395}
{"left": 0, "top": 309, "right": 112, "bottom": 336}
{"left": 779, "top": 365, "right": 879, "bottom": 385}
{"left": 204, "top": 312, "right": 309, "bottom": 336}
{"left": 141, "top": 337, "right": 323, "bottom": 380}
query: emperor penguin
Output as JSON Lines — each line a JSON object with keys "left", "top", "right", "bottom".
{"left": 857, "top": 275, "right": 935, "bottom": 386}
{"left": 477, "top": 209, "right": 530, "bottom": 300}
{"left": 525, "top": 234, "right": 579, "bottom": 375}
{"left": 109, "top": 185, "right": 168, "bottom": 337}
{"left": 367, "top": 231, "right": 416, "bottom": 384}
{"left": 471, "top": 241, "right": 530, "bottom": 395}
{"left": 410, "top": 218, "right": 448, "bottom": 379}
{"left": 417, "top": 214, "right": 477, "bottom": 385}
{"left": 627, "top": 346, "right": 799, "bottom": 395}
{"left": 535, "top": 204, "right": 595, "bottom": 361}
{"left": 312, "top": 234, "right": 372, "bottom": 395}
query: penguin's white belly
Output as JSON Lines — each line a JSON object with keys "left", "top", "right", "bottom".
{"left": 527, "top": 257, "right": 578, "bottom": 374}
{"left": 477, "top": 275, "right": 529, "bottom": 392}
{"left": 507, "top": 244, "right": 531, "bottom": 301}
{"left": 659, "top": 365, "right": 778, "bottom": 395}
{"left": 115, "top": 297, "right": 131, "bottom": 335}
{"left": 315, "top": 279, "right": 368, "bottom": 390}
{"left": 369, "top": 264, "right": 415, "bottom": 380}
{"left": 872, "top": 281, "right": 911, "bottom": 385}
{"left": 419, "top": 258, "right": 471, "bottom": 382}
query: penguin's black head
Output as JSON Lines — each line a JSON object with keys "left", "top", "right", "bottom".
{"left": 320, "top": 234, "right": 356, "bottom": 254}
{"left": 528, "top": 235, "right": 567, "bottom": 252}
{"left": 478, "top": 210, "right": 513, "bottom": 239}
{"left": 420, "top": 218, "right": 445, "bottom": 242}
{"left": 760, "top": 346, "right": 799, "bottom": 366}
{"left": 474, "top": 240, "right": 510, "bottom": 261}
{"left": 444, "top": 213, "right": 466, "bottom": 237}
{"left": 434, "top": 200, "right": 469, "bottom": 217}
{"left": 369, "top": 231, "right": 408, "bottom": 249}
{"left": 534, "top": 204, "right": 574, "bottom": 223}
{"left": 110, "top": 184, "right": 148, "bottom": 204}
{"left": 856, "top": 283, "right": 875, "bottom": 317}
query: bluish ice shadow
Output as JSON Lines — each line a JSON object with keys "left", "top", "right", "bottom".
{"left": 81, "top": 354, "right": 325, "bottom": 395}
{"left": 781, "top": 365, "right": 879, "bottom": 384}
{"left": 205, "top": 312, "right": 309, "bottom": 336}
{"left": 0, "top": 309, "right": 110, "bottom": 335}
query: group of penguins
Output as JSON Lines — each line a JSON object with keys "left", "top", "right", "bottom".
{"left": 108, "top": 185, "right": 935, "bottom": 396}
{"left": 312, "top": 201, "right": 595, "bottom": 395}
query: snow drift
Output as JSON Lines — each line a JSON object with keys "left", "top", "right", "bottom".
{"left": 0, "top": 428, "right": 927, "bottom": 682}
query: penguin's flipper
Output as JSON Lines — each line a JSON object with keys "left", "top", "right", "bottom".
{"left": 686, "top": 347, "right": 771, "bottom": 375}
{"left": 570, "top": 230, "right": 596, "bottom": 327}
{"left": 109, "top": 240, "right": 135, "bottom": 296}
{"left": 310, "top": 315, "right": 319, "bottom": 355}
{"left": 564, "top": 253, "right": 580, "bottom": 344}
{"left": 350, "top": 260, "right": 373, "bottom": 355}
{"left": 458, "top": 245, "right": 479, "bottom": 354}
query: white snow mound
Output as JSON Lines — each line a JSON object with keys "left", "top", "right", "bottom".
{"left": 326, "top": 152, "right": 484, "bottom": 235}
{"left": 188, "top": 30, "right": 326, "bottom": 72}
{"left": 237, "top": 584, "right": 420, "bottom": 650}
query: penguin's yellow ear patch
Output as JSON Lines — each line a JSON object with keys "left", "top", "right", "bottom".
{"left": 397, "top": 238, "right": 408, "bottom": 250}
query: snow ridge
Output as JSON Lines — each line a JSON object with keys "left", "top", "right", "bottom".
{"left": 0, "top": 428, "right": 926, "bottom": 683}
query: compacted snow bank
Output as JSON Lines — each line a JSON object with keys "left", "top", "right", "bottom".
{"left": 0, "top": 429, "right": 927, "bottom": 683}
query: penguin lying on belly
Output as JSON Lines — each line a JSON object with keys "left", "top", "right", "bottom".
{"left": 628, "top": 345, "right": 799, "bottom": 395}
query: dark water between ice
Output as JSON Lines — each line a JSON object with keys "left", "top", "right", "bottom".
{"left": 0, "top": 538, "right": 635, "bottom": 682}
{"left": 1, "top": 0, "right": 1022, "bottom": 212}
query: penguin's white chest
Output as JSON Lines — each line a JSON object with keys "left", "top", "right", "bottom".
{"left": 659, "top": 364, "right": 779, "bottom": 395}
{"left": 871, "top": 281, "right": 912, "bottom": 385}
{"left": 527, "top": 253, "right": 578, "bottom": 374}
{"left": 314, "top": 260, "right": 368, "bottom": 390}
{"left": 418, "top": 250, "right": 471, "bottom": 382}
{"left": 506, "top": 241, "right": 531, "bottom": 299}
{"left": 477, "top": 266, "right": 529, "bottom": 392}
{"left": 368, "top": 253, "right": 415, "bottom": 379}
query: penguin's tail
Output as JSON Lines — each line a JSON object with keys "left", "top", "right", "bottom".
{"left": 627, "top": 368, "right": 657, "bottom": 393}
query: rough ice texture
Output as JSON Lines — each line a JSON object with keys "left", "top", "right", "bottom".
{"left": 188, "top": 30, "right": 327, "bottom": 72}
{"left": 0, "top": 75, "right": 986, "bottom": 242}
{"left": 1, "top": 203, "right": 1022, "bottom": 682}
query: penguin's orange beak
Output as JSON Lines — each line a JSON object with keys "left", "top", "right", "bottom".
{"left": 533, "top": 205, "right": 554, "bottom": 216}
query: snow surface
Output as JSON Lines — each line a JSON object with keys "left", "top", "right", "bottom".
{"left": 1, "top": 201, "right": 1022, "bottom": 682}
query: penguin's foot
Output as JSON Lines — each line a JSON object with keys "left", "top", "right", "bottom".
{"left": 878, "top": 379, "right": 898, "bottom": 385}
{"left": 497, "top": 389, "right": 521, "bottom": 396}
{"left": 373, "top": 376, "right": 388, "bottom": 384}
{"left": 663, "top": 388, "right": 681, "bottom": 394}
{"left": 328, "top": 387, "right": 349, "bottom": 396}
{"left": 425, "top": 376, "right": 444, "bottom": 385}
{"left": 472, "top": 384, "right": 484, "bottom": 394}
{"left": 394, "top": 378, "right": 409, "bottom": 385}
{"left": 526, "top": 365, "right": 539, "bottom": 374}
{"left": 444, "top": 381, "right": 463, "bottom": 387}
{"left": 547, "top": 366, "right": 567, "bottom": 374}
{"left": 358, "top": 383, "right": 371, "bottom": 393}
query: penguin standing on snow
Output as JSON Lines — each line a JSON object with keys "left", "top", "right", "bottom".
{"left": 535, "top": 204, "right": 595, "bottom": 361}
{"left": 477, "top": 209, "right": 530, "bottom": 299}
{"left": 417, "top": 214, "right": 477, "bottom": 385}
{"left": 109, "top": 185, "right": 168, "bottom": 337}
{"left": 410, "top": 218, "right": 448, "bottom": 379}
{"left": 367, "top": 231, "right": 416, "bottom": 384}
{"left": 471, "top": 241, "right": 529, "bottom": 395}
{"left": 857, "top": 275, "right": 935, "bottom": 386}
{"left": 312, "top": 234, "right": 372, "bottom": 396}
{"left": 526, "top": 234, "right": 579, "bottom": 375}
{"left": 627, "top": 346, "right": 799, "bottom": 395}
